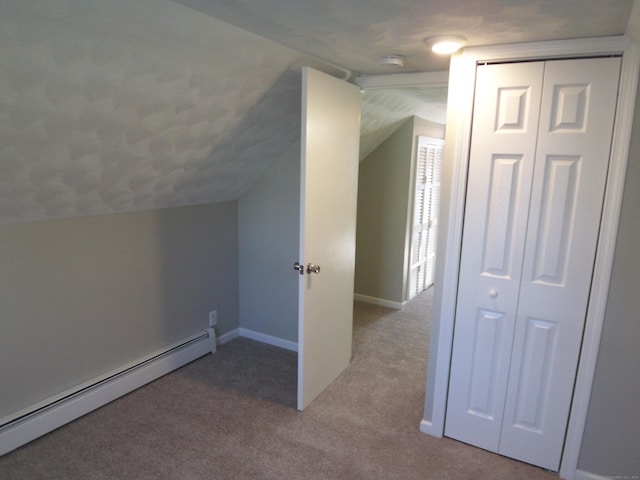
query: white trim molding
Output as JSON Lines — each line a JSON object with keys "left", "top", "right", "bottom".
{"left": 574, "top": 470, "right": 611, "bottom": 480}
{"left": 0, "top": 332, "right": 212, "bottom": 456}
{"left": 238, "top": 328, "right": 298, "bottom": 352}
{"left": 354, "top": 293, "right": 405, "bottom": 309}
{"left": 421, "top": 35, "right": 640, "bottom": 480}
{"left": 354, "top": 71, "right": 449, "bottom": 90}
{"left": 209, "top": 326, "right": 298, "bottom": 351}
{"left": 215, "top": 328, "right": 239, "bottom": 346}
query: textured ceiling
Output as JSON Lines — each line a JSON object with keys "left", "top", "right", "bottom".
{"left": 0, "top": 0, "right": 312, "bottom": 224}
{"left": 0, "top": 0, "right": 635, "bottom": 225}
{"left": 177, "top": 0, "right": 633, "bottom": 74}
{"left": 360, "top": 87, "right": 448, "bottom": 160}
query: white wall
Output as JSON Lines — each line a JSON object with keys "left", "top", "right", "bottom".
{"left": 0, "top": 202, "right": 239, "bottom": 420}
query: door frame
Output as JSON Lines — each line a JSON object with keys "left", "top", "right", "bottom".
{"left": 420, "top": 36, "right": 640, "bottom": 479}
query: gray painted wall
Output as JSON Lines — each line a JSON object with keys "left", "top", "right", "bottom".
{"left": 354, "top": 116, "right": 444, "bottom": 305}
{"left": 577, "top": 71, "right": 640, "bottom": 477}
{"left": 238, "top": 144, "right": 300, "bottom": 343}
{"left": 0, "top": 202, "right": 238, "bottom": 420}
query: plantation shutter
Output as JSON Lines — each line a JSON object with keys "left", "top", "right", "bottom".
{"left": 409, "top": 136, "right": 444, "bottom": 299}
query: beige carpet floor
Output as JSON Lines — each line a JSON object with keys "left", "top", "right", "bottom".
{"left": 0, "top": 289, "right": 557, "bottom": 479}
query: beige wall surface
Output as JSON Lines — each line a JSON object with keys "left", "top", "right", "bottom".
{"left": 355, "top": 118, "right": 414, "bottom": 304}
{"left": 578, "top": 73, "right": 640, "bottom": 477}
{"left": 0, "top": 202, "right": 238, "bottom": 419}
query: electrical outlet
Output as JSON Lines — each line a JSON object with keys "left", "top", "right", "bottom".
{"left": 208, "top": 310, "right": 217, "bottom": 327}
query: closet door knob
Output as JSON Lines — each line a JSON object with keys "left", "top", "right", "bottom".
{"left": 488, "top": 289, "right": 498, "bottom": 298}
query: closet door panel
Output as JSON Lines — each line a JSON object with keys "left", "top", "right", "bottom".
{"left": 500, "top": 57, "right": 621, "bottom": 470}
{"left": 445, "top": 62, "right": 544, "bottom": 449}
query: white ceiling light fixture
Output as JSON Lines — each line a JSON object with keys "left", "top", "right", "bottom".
{"left": 380, "top": 54, "right": 405, "bottom": 67}
{"left": 425, "top": 35, "right": 467, "bottom": 55}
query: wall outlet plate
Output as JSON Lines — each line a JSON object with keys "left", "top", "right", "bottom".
{"left": 208, "top": 310, "right": 217, "bottom": 327}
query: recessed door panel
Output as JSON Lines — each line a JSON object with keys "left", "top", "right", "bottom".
{"left": 467, "top": 309, "right": 506, "bottom": 420}
{"left": 550, "top": 84, "right": 589, "bottom": 132}
{"left": 532, "top": 155, "right": 580, "bottom": 285}
{"left": 496, "top": 87, "right": 531, "bottom": 132}
{"left": 482, "top": 155, "right": 523, "bottom": 277}
{"left": 511, "top": 316, "right": 558, "bottom": 433}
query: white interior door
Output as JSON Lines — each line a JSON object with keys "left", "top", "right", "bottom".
{"left": 297, "top": 67, "right": 361, "bottom": 411}
{"left": 445, "top": 57, "right": 620, "bottom": 470}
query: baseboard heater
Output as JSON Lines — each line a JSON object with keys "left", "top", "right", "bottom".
{"left": 0, "top": 331, "right": 213, "bottom": 456}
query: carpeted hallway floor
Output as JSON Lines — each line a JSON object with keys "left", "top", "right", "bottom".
{"left": 0, "top": 289, "right": 557, "bottom": 479}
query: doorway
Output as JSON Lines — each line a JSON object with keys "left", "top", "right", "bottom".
{"left": 354, "top": 79, "right": 448, "bottom": 308}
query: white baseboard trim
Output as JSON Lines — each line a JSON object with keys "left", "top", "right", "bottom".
{"left": 0, "top": 332, "right": 211, "bottom": 456}
{"left": 238, "top": 328, "right": 298, "bottom": 352}
{"left": 216, "top": 327, "right": 240, "bottom": 345}
{"left": 419, "top": 418, "right": 443, "bottom": 438}
{"left": 574, "top": 470, "right": 611, "bottom": 480}
{"left": 216, "top": 327, "right": 297, "bottom": 352}
{"left": 354, "top": 293, "right": 405, "bottom": 309}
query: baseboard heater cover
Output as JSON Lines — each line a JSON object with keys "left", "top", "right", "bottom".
{"left": 0, "top": 331, "right": 212, "bottom": 456}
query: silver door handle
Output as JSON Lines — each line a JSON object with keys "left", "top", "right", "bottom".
{"left": 307, "top": 263, "right": 320, "bottom": 274}
{"left": 293, "top": 262, "right": 304, "bottom": 275}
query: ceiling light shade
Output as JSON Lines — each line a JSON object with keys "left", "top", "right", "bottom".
{"left": 425, "top": 35, "right": 467, "bottom": 55}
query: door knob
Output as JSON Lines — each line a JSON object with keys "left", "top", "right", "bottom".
{"left": 488, "top": 289, "right": 498, "bottom": 298}
{"left": 306, "top": 263, "right": 321, "bottom": 274}
{"left": 293, "top": 262, "right": 305, "bottom": 275}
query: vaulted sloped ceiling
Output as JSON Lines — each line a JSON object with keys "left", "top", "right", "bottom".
{"left": 0, "top": 0, "right": 319, "bottom": 225}
{"left": 359, "top": 87, "right": 448, "bottom": 160}
{"left": 0, "top": 0, "right": 634, "bottom": 225}
{"left": 177, "top": 0, "right": 633, "bottom": 74}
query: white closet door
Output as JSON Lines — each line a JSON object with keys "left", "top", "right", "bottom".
{"left": 446, "top": 57, "right": 621, "bottom": 471}
{"left": 499, "top": 57, "right": 621, "bottom": 470}
{"left": 445, "top": 62, "right": 544, "bottom": 449}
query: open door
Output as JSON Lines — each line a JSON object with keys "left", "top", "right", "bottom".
{"left": 296, "top": 67, "right": 361, "bottom": 410}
